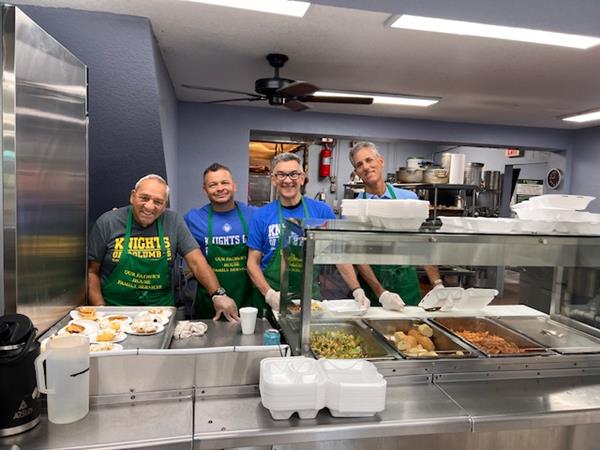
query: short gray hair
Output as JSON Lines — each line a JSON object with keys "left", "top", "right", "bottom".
{"left": 134, "top": 174, "right": 170, "bottom": 197}
{"left": 349, "top": 141, "right": 380, "bottom": 167}
{"left": 271, "top": 152, "right": 302, "bottom": 171}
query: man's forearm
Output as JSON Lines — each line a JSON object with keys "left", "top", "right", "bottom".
{"left": 87, "top": 270, "right": 105, "bottom": 306}
{"left": 424, "top": 265, "right": 442, "bottom": 286}
{"left": 185, "top": 249, "right": 220, "bottom": 294}
{"left": 247, "top": 250, "right": 271, "bottom": 296}
{"left": 336, "top": 264, "right": 360, "bottom": 291}
{"left": 356, "top": 264, "right": 385, "bottom": 298}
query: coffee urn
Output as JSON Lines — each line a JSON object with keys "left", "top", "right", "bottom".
{"left": 0, "top": 314, "right": 41, "bottom": 436}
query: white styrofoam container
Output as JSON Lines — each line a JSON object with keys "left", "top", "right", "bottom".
{"left": 319, "top": 359, "right": 386, "bottom": 417}
{"left": 463, "top": 217, "right": 517, "bottom": 234}
{"left": 452, "top": 288, "right": 498, "bottom": 311}
{"left": 418, "top": 287, "right": 465, "bottom": 311}
{"left": 321, "top": 299, "right": 368, "bottom": 316}
{"left": 260, "top": 357, "right": 326, "bottom": 420}
{"left": 528, "top": 194, "right": 594, "bottom": 211}
{"left": 368, "top": 216, "right": 425, "bottom": 231}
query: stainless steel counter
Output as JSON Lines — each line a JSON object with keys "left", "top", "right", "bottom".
{"left": 170, "top": 318, "right": 272, "bottom": 349}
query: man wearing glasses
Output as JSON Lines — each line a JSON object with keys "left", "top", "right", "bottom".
{"left": 247, "top": 153, "right": 369, "bottom": 313}
{"left": 88, "top": 174, "right": 238, "bottom": 318}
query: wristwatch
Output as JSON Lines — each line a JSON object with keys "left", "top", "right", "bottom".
{"left": 211, "top": 287, "right": 227, "bottom": 299}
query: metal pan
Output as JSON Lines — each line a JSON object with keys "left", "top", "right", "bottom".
{"left": 496, "top": 316, "right": 600, "bottom": 355}
{"left": 310, "top": 321, "right": 395, "bottom": 360}
{"left": 363, "top": 319, "right": 479, "bottom": 359}
{"left": 432, "top": 317, "right": 552, "bottom": 357}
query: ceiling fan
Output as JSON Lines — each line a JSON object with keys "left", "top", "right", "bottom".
{"left": 182, "top": 53, "right": 373, "bottom": 112}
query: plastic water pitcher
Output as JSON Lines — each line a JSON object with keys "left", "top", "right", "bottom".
{"left": 35, "top": 334, "right": 90, "bottom": 424}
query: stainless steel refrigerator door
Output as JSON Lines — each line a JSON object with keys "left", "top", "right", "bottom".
{"left": 2, "top": 6, "right": 88, "bottom": 333}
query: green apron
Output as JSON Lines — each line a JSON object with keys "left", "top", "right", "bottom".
{"left": 359, "top": 183, "right": 421, "bottom": 306}
{"left": 195, "top": 203, "right": 257, "bottom": 319}
{"left": 262, "top": 198, "right": 320, "bottom": 313}
{"left": 102, "top": 207, "right": 173, "bottom": 306}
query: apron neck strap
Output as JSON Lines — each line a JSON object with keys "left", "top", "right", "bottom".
{"left": 276, "top": 197, "right": 309, "bottom": 251}
{"left": 385, "top": 183, "right": 397, "bottom": 199}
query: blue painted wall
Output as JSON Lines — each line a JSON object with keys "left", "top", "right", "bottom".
{"left": 19, "top": 6, "right": 168, "bottom": 223}
{"left": 572, "top": 126, "right": 600, "bottom": 212}
{"left": 177, "top": 102, "right": 574, "bottom": 214}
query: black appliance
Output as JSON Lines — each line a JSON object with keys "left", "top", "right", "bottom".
{"left": 0, "top": 314, "right": 41, "bottom": 436}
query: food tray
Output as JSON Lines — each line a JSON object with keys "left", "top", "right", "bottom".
{"left": 363, "top": 319, "right": 479, "bottom": 359}
{"left": 38, "top": 306, "right": 177, "bottom": 352}
{"left": 310, "top": 321, "right": 394, "bottom": 360}
{"left": 432, "top": 317, "right": 552, "bottom": 357}
{"left": 496, "top": 316, "right": 600, "bottom": 354}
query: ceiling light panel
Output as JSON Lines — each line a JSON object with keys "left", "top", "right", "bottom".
{"left": 314, "top": 91, "right": 439, "bottom": 107}
{"left": 185, "top": 0, "right": 310, "bottom": 17}
{"left": 390, "top": 15, "right": 600, "bottom": 50}
{"left": 562, "top": 110, "right": 600, "bottom": 123}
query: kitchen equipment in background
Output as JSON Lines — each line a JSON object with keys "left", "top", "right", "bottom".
{"left": 440, "top": 153, "right": 453, "bottom": 171}
{"left": 0, "top": 314, "right": 41, "bottom": 437}
{"left": 35, "top": 334, "right": 90, "bottom": 424}
{"left": 478, "top": 170, "right": 503, "bottom": 216}
{"left": 397, "top": 167, "right": 424, "bottom": 183}
{"left": 448, "top": 154, "right": 466, "bottom": 184}
{"left": 249, "top": 173, "right": 274, "bottom": 206}
{"left": 407, "top": 157, "right": 425, "bottom": 168}
{"left": 483, "top": 171, "right": 502, "bottom": 191}
{"left": 464, "top": 162, "right": 484, "bottom": 186}
{"left": 423, "top": 167, "right": 449, "bottom": 184}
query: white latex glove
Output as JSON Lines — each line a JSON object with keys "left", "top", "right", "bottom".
{"left": 352, "top": 288, "right": 371, "bottom": 309}
{"left": 432, "top": 283, "right": 445, "bottom": 290}
{"left": 173, "top": 321, "right": 208, "bottom": 339}
{"left": 212, "top": 295, "right": 240, "bottom": 322}
{"left": 379, "top": 291, "right": 405, "bottom": 311}
{"left": 265, "top": 289, "right": 281, "bottom": 312}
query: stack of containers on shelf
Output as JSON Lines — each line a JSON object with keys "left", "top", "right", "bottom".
{"left": 260, "top": 357, "right": 386, "bottom": 420}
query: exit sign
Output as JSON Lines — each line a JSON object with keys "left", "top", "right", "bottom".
{"left": 505, "top": 148, "right": 523, "bottom": 158}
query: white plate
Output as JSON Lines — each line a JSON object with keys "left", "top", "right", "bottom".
{"left": 59, "top": 320, "right": 99, "bottom": 337}
{"left": 103, "top": 314, "right": 133, "bottom": 324}
{"left": 144, "top": 307, "right": 172, "bottom": 318}
{"left": 89, "top": 343, "right": 124, "bottom": 353}
{"left": 135, "top": 311, "right": 170, "bottom": 325}
{"left": 322, "top": 299, "right": 368, "bottom": 316}
{"left": 90, "top": 331, "right": 127, "bottom": 344}
{"left": 126, "top": 323, "right": 165, "bottom": 336}
{"left": 70, "top": 310, "right": 104, "bottom": 321}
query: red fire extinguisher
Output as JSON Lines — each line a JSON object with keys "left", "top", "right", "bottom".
{"left": 319, "top": 142, "right": 332, "bottom": 177}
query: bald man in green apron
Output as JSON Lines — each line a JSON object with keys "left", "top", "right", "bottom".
{"left": 184, "top": 163, "right": 258, "bottom": 321}
{"left": 349, "top": 142, "right": 444, "bottom": 309}
{"left": 88, "top": 174, "right": 238, "bottom": 319}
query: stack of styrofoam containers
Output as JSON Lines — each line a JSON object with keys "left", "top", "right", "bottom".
{"left": 260, "top": 357, "right": 386, "bottom": 420}
{"left": 260, "top": 357, "right": 326, "bottom": 419}
{"left": 340, "top": 199, "right": 368, "bottom": 222}
{"left": 368, "top": 199, "right": 429, "bottom": 230}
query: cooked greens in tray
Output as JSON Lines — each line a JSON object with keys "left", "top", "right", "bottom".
{"left": 310, "top": 330, "right": 364, "bottom": 359}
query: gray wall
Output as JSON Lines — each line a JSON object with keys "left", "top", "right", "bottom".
{"left": 19, "top": 5, "right": 168, "bottom": 223}
{"left": 177, "top": 102, "right": 574, "bottom": 214}
{"left": 572, "top": 126, "right": 600, "bottom": 213}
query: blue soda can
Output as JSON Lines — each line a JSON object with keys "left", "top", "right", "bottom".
{"left": 263, "top": 328, "right": 281, "bottom": 345}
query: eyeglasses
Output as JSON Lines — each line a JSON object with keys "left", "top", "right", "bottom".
{"left": 273, "top": 171, "right": 303, "bottom": 181}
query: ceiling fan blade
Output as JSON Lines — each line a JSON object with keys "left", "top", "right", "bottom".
{"left": 277, "top": 81, "right": 318, "bottom": 97}
{"left": 202, "top": 97, "right": 265, "bottom": 105}
{"left": 181, "top": 84, "right": 262, "bottom": 98}
{"left": 299, "top": 95, "right": 373, "bottom": 105}
{"left": 285, "top": 99, "right": 311, "bottom": 112}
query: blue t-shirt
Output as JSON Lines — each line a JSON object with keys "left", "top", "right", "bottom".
{"left": 361, "top": 184, "right": 417, "bottom": 200}
{"left": 184, "top": 202, "right": 256, "bottom": 256}
{"left": 247, "top": 197, "right": 335, "bottom": 270}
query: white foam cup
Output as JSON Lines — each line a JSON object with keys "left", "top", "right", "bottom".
{"left": 239, "top": 307, "right": 258, "bottom": 335}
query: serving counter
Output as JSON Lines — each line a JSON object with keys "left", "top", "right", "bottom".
{"left": 4, "top": 220, "right": 600, "bottom": 449}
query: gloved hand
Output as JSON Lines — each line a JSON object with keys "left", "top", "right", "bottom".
{"left": 432, "top": 282, "right": 445, "bottom": 290}
{"left": 265, "top": 288, "right": 281, "bottom": 312}
{"left": 352, "top": 288, "right": 371, "bottom": 309}
{"left": 212, "top": 295, "right": 240, "bottom": 322}
{"left": 379, "top": 290, "right": 405, "bottom": 311}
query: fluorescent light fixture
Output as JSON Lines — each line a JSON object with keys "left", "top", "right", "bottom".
{"left": 562, "top": 109, "right": 600, "bottom": 123}
{"left": 314, "top": 91, "right": 439, "bottom": 107}
{"left": 390, "top": 14, "right": 600, "bottom": 50}
{"left": 186, "top": 0, "right": 310, "bottom": 17}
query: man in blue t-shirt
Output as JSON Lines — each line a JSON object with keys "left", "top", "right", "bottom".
{"left": 247, "top": 152, "right": 369, "bottom": 312}
{"left": 350, "top": 142, "right": 443, "bottom": 310}
{"left": 184, "top": 163, "right": 256, "bottom": 321}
